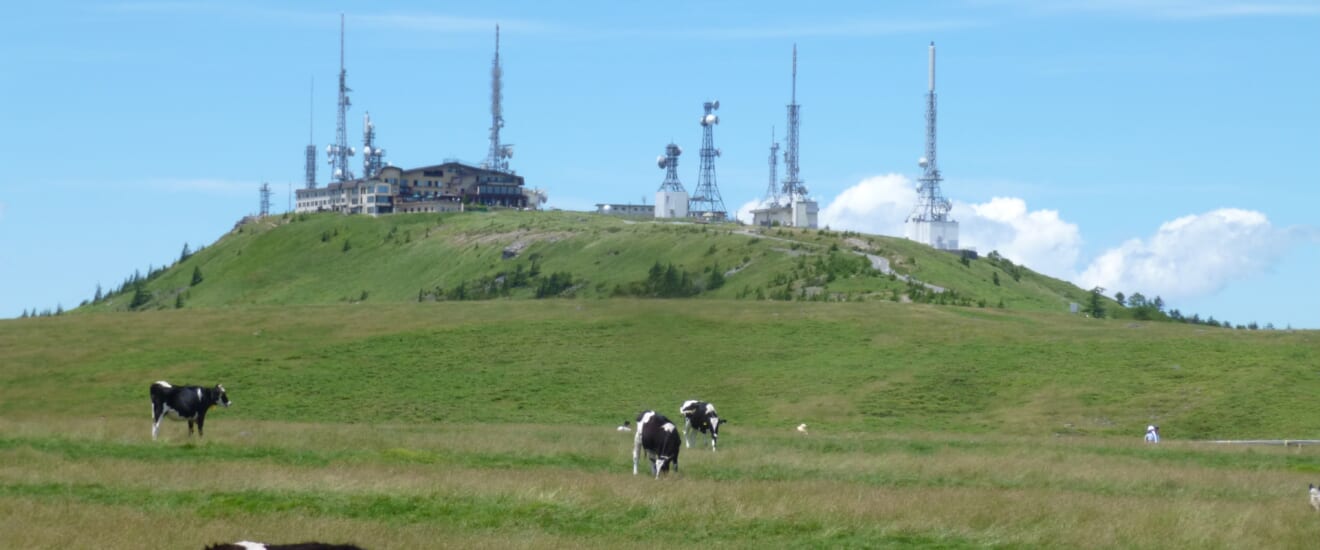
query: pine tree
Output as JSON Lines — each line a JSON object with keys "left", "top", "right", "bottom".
{"left": 130, "top": 284, "right": 151, "bottom": 310}
{"left": 707, "top": 263, "right": 725, "bottom": 291}
{"left": 1085, "top": 287, "right": 1106, "bottom": 318}
{"left": 191, "top": 266, "right": 203, "bottom": 286}
{"left": 179, "top": 243, "right": 192, "bottom": 263}
{"left": 93, "top": 283, "right": 103, "bottom": 303}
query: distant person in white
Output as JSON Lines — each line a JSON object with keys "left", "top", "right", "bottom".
{"left": 1145, "top": 425, "right": 1160, "bottom": 443}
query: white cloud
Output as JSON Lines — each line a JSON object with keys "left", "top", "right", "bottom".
{"left": 818, "top": 174, "right": 1082, "bottom": 279}
{"left": 1075, "top": 208, "right": 1300, "bottom": 300}
{"left": 817, "top": 174, "right": 915, "bottom": 237}
{"left": 956, "top": 198, "right": 1082, "bottom": 279}
{"left": 734, "top": 198, "right": 771, "bottom": 225}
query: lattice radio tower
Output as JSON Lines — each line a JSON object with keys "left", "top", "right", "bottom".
{"left": 908, "top": 42, "right": 952, "bottom": 225}
{"left": 259, "top": 183, "right": 271, "bottom": 217}
{"left": 362, "top": 111, "right": 385, "bottom": 179}
{"left": 326, "top": 14, "right": 355, "bottom": 183}
{"left": 689, "top": 100, "right": 728, "bottom": 219}
{"left": 763, "top": 127, "right": 781, "bottom": 206}
{"left": 781, "top": 44, "right": 808, "bottom": 200}
{"left": 304, "top": 79, "right": 316, "bottom": 189}
{"left": 483, "top": 25, "right": 514, "bottom": 173}
{"left": 657, "top": 143, "right": 684, "bottom": 191}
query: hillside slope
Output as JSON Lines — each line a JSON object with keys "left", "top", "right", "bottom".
{"left": 79, "top": 211, "right": 1107, "bottom": 315}
{"left": 5, "top": 301, "right": 1320, "bottom": 438}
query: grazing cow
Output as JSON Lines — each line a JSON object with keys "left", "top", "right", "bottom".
{"left": 679, "top": 399, "right": 725, "bottom": 450}
{"left": 632, "top": 410, "right": 681, "bottom": 479}
{"left": 617, "top": 420, "right": 632, "bottom": 432}
{"left": 205, "top": 543, "right": 365, "bottom": 550}
{"left": 797, "top": 423, "right": 809, "bottom": 435}
{"left": 1310, "top": 484, "right": 1320, "bottom": 512}
{"left": 150, "top": 380, "right": 231, "bottom": 440}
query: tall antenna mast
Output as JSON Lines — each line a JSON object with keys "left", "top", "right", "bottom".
{"left": 908, "top": 41, "right": 951, "bottom": 224}
{"left": 304, "top": 78, "right": 317, "bottom": 189}
{"left": 764, "top": 127, "right": 781, "bottom": 206}
{"left": 689, "top": 100, "right": 728, "bottom": 220}
{"left": 326, "top": 14, "right": 355, "bottom": 183}
{"left": 782, "top": 44, "right": 807, "bottom": 200}
{"left": 483, "top": 24, "right": 513, "bottom": 173}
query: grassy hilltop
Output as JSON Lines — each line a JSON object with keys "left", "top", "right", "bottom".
{"left": 79, "top": 210, "right": 1101, "bottom": 314}
{"left": 6, "top": 211, "right": 1320, "bottom": 548}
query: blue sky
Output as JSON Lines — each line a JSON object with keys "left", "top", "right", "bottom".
{"left": 2, "top": 1, "right": 1317, "bottom": 327}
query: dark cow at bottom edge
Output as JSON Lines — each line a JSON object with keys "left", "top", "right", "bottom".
{"left": 205, "top": 543, "right": 366, "bottom": 550}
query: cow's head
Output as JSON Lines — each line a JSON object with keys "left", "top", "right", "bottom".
{"left": 214, "top": 384, "right": 231, "bottom": 407}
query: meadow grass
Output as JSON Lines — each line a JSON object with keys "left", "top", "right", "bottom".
{"left": 4, "top": 417, "right": 1320, "bottom": 548}
{"left": 5, "top": 301, "right": 1320, "bottom": 547}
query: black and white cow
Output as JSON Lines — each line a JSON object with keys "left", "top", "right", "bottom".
{"left": 679, "top": 399, "right": 725, "bottom": 451}
{"left": 150, "top": 380, "right": 231, "bottom": 440}
{"left": 632, "top": 410, "right": 681, "bottom": 479}
{"left": 205, "top": 543, "right": 365, "bottom": 550}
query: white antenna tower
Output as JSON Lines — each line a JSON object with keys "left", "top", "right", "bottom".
{"left": 908, "top": 42, "right": 952, "bottom": 225}
{"left": 304, "top": 78, "right": 316, "bottom": 189}
{"left": 782, "top": 45, "right": 807, "bottom": 200}
{"left": 483, "top": 24, "right": 514, "bottom": 173}
{"left": 326, "top": 14, "right": 355, "bottom": 183}
{"left": 764, "top": 127, "right": 780, "bottom": 206}
{"left": 362, "top": 111, "right": 385, "bottom": 179}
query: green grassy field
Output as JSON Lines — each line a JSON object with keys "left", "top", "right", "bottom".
{"left": 4, "top": 301, "right": 1320, "bottom": 548}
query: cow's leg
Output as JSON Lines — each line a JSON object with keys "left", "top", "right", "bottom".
{"left": 196, "top": 412, "right": 206, "bottom": 438}
{"left": 188, "top": 419, "right": 195, "bottom": 436}
{"left": 151, "top": 401, "right": 165, "bottom": 441}
{"left": 683, "top": 418, "right": 692, "bottom": 448}
{"left": 632, "top": 437, "right": 641, "bottom": 475}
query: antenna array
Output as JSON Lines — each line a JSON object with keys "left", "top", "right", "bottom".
{"left": 657, "top": 143, "right": 685, "bottom": 192}
{"left": 483, "top": 25, "right": 514, "bottom": 173}
{"left": 688, "top": 100, "right": 728, "bottom": 219}
{"left": 908, "top": 42, "right": 952, "bottom": 224}
{"left": 304, "top": 78, "right": 316, "bottom": 189}
{"left": 764, "top": 127, "right": 780, "bottom": 206}
{"left": 326, "top": 14, "right": 355, "bottom": 183}
{"left": 362, "top": 111, "right": 385, "bottom": 179}
{"left": 259, "top": 182, "right": 272, "bottom": 217}
{"left": 781, "top": 44, "right": 807, "bottom": 200}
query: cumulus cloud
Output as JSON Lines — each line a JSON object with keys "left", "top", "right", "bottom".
{"left": 956, "top": 198, "right": 1082, "bottom": 279}
{"left": 787, "top": 175, "right": 1311, "bottom": 303}
{"left": 734, "top": 198, "right": 772, "bottom": 225}
{"left": 1075, "top": 208, "right": 1302, "bottom": 300}
{"left": 818, "top": 174, "right": 1082, "bottom": 279}
{"left": 817, "top": 174, "right": 915, "bottom": 237}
